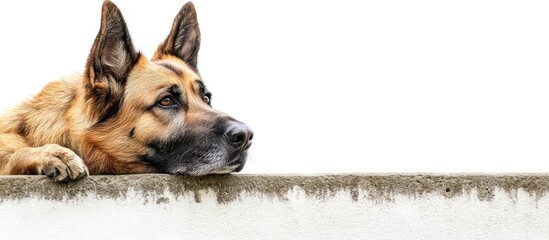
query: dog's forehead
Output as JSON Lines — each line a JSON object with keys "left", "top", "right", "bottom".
{"left": 129, "top": 57, "right": 200, "bottom": 88}
{"left": 151, "top": 56, "right": 201, "bottom": 82}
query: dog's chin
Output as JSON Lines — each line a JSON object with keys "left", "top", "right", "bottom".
{"left": 209, "top": 164, "right": 243, "bottom": 174}
{"left": 171, "top": 164, "right": 242, "bottom": 176}
{"left": 168, "top": 158, "right": 246, "bottom": 176}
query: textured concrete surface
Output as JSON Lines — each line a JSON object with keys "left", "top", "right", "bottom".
{"left": 1, "top": 174, "right": 549, "bottom": 239}
{"left": 2, "top": 173, "right": 549, "bottom": 203}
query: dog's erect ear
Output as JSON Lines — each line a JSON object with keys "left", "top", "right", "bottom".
{"left": 153, "top": 2, "right": 201, "bottom": 69}
{"left": 85, "top": 1, "right": 140, "bottom": 122}
{"left": 86, "top": 0, "right": 139, "bottom": 84}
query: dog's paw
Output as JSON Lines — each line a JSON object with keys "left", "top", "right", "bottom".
{"left": 39, "top": 144, "right": 89, "bottom": 182}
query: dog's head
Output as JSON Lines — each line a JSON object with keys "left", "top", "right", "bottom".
{"left": 82, "top": 1, "right": 252, "bottom": 175}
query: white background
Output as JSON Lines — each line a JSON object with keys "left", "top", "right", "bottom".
{"left": 0, "top": 0, "right": 548, "bottom": 173}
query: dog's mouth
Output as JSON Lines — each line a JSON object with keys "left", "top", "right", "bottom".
{"left": 191, "top": 149, "right": 249, "bottom": 175}
{"left": 224, "top": 151, "right": 249, "bottom": 173}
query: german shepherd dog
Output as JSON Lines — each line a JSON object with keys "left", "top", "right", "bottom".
{"left": 0, "top": 1, "right": 253, "bottom": 181}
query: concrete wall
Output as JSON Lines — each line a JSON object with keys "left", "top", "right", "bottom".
{"left": 1, "top": 174, "right": 548, "bottom": 239}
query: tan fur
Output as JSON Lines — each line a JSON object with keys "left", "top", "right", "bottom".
{"left": 0, "top": 1, "right": 251, "bottom": 181}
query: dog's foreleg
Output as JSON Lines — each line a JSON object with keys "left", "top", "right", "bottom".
{"left": 0, "top": 134, "right": 88, "bottom": 181}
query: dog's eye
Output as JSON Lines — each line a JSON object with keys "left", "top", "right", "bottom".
{"left": 203, "top": 93, "right": 212, "bottom": 105}
{"left": 158, "top": 97, "right": 176, "bottom": 107}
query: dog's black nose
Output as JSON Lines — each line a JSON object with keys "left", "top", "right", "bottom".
{"left": 225, "top": 122, "right": 253, "bottom": 149}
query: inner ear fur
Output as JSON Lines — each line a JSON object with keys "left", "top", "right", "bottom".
{"left": 153, "top": 2, "right": 201, "bottom": 69}
{"left": 84, "top": 0, "right": 141, "bottom": 123}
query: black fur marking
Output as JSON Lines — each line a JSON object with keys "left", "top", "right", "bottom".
{"left": 167, "top": 85, "right": 182, "bottom": 99}
{"left": 128, "top": 127, "right": 135, "bottom": 138}
{"left": 143, "top": 137, "right": 191, "bottom": 173}
{"left": 158, "top": 62, "right": 182, "bottom": 76}
{"left": 16, "top": 120, "right": 29, "bottom": 137}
